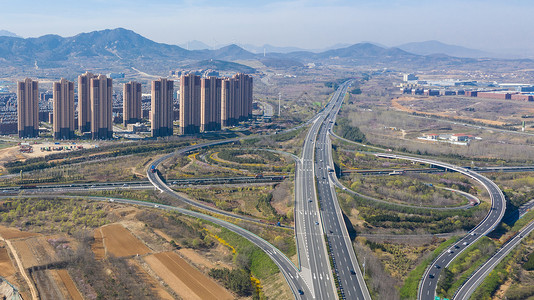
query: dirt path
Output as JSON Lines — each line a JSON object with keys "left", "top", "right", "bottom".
{"left": 144, "top": 251, "right": 233, "bottom": 300}
{"left": 3, "top": 239, "right": 38, "bottom": 300}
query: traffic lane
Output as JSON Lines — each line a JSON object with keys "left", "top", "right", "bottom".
{"left": 454, "top": 220, "right": 534, "bottom": 300}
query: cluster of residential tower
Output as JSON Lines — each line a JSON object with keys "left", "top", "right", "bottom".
{"left": 16, "top": 73, "right": 253, "bottom": 139}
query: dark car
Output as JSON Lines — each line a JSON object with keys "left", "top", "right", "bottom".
{"left": 429, "top": 274, "right": 434, "bottom": 279}
{"left": 350, "top": 270, "right": 356, "bottom": 275}
{"left": 298, "top": 289, "right": 304, "bottom": 295}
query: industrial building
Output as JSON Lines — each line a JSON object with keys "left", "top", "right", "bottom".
{"left": 477, "top": 91, "right": 512, "bottom": 100}
{"left": 123, "top": 81, "right": 142, "bottom": 126}
{"left": 151, "top": 78, "right": 174, "bottom": 137}
{"left": 403, "top": 73, "right": 418, "bottom": 81}
{"left": 17, "top": 78, "right": 39, "bottom": 138}
{"left": 52, "top": 78, "right": 75, "bottom": 139}
{"left": 180, "top": 73, "right": 201, "bottom": 134}
{"left": 90, "top": 75, "right": 113, "bottom": 139}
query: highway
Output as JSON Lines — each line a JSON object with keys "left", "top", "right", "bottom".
{"left": 314, "top": 82, "right": 371, "bottom": 300}
{"left": 144, "top": 103, "right": 329, "bottom": 298}
{"left": 375, "top": 154, "right": 506, "bottom": 300}
{"left": 329, "top": 174, "right": 479, "bottom": 211}
{"left": 294, "top": 106, "right": 337, "bottom": 299}
{"left": 0, "top": 193, "right": 308, "bottom": 299}
{"left": 453, "top": 219, "right": 534, "bottom": 300}
{"left": 146, "top": 139, "right": 316, "bottom": 298}
{"left": 1, "top": 175, "right": 287, "bottom": 192}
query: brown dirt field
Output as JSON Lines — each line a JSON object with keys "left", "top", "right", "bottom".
{"left": 392, "top": 97, "right": 507, "bottom": 126}
{"left": 12, "top": 236, "right": 60, "bottom": 269}
{"left": 0, "top": 226, "right": 39, "bottom": 240}
{"left": 129, "top": 259, "right": 174, "bottom": 300}
{"left": 10, "top": 240, "right": 38, "bottom": 269}
{"left": 178, "top": 248, "right": 216, "bottom": 270}
{"left": 91, "top": 228, "right": 105, "bottom": 260}
{"left": 32, "top": 269, "right": 65, "bottom": 300}
{"left": 91, "top": 228, "right": 106, "bottom": 259}
{"left": 0, "top": 146, "right": 22, "bottom": 168}
{"left": 153, "top": 229, "right": 173, "bottom": 243}
{"left": 0, "top": 246, "right": 16, "bottom": 280}
{"left": 100, "top": 224, "right": 151, "bottom": 257}
{"left": 144, "top": 251, "right": 233, "bottom": 300}
{"left": 54, "top": 269, "right": 84, "bottom": 300}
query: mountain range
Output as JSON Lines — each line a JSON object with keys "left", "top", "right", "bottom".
{"left": 0, "top": 28, "right": 527, "bottom": 77}
{"left": 396, "top": 40, "right": 491, "bottom": 58}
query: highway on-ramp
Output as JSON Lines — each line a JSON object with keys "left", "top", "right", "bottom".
{"left": 453, "top": 219, "right": 534, "bottom": 299}
{"left": 375, "top": 154, "right": 506, "bottom": 300}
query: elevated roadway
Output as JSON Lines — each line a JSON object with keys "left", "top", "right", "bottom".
{"left": 375, "top": 154, "right": 506, "bottom": 300}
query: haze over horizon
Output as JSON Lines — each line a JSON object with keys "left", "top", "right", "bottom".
{"left": 2, "top": 0, "right": 534, "bottom": 56}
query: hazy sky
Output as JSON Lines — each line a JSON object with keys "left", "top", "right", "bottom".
{"left": 2, "top": 0, "right": 534, "bottom": 53}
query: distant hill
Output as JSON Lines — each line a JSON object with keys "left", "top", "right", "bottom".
{"left": 195, "top": 44, "right": 257, "bottom": 60}
{"left": 397, "top": 40, "right": 491, "bottom": 58}
{"left": 0, "top": 28, "right": 530, "bottom": 77}
{"left": 182, "top": 59, "right": 256, "bottom": 73}
{"left": 0, "top": 30, "right": 20, "bottom": 38}
{"left": 240, "top": 44, "right": 307, "bottom": 54}
{"left": 178, "top": 40, "right": 213, "bottom": 50}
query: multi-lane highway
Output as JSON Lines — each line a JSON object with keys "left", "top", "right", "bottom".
{"left": 376, "top": 154, "right": 506, "bottom": 300}
{"left": 144, "top": 99, "right": 332, "bottom": 298}
{"left": 314, "top": 82, "right": 371, "bottom": 300}
{"left": 294, "top": 108, "right": 337, "bottom": 299}
{"left": 453, "top": 219, "right": 534, "bottom": 299}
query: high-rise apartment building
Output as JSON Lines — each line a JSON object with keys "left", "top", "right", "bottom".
{"left": 52, "top": 78, "right": 75, "bottom": 139}
{"left": 200, "top": 76, "right": 222, "bottom": 131}
{"left": 123, "top": 81, "right": 142, "bottom": 126}
{"left": 90, "top": 75, "right": 113, "bottom": 139}
{"left": 78, "top": 72, "right": 95, "bottom": 132}
{"left": 17, "top": 78, "right": 39, "bottom": 138}
{"left": 234, "top": 73, "right": 253, "bottom": 121}
{"left": 179, "top": 74, "right": 201, "bottom": 135}
{"left": 221, "top": 73, "right": 253, "bottom": 127}
{"left": 221, "top": 77, "right": 237, "bottom": 127}
{"left": 151, "top": 78, "right": 174, "bottom": 137}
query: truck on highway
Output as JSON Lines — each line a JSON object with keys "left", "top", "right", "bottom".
{"left": 150, "top": 165, "right": 157, "bottom": 173}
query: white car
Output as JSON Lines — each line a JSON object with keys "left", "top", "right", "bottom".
{"left": 154, "top": 204, "right": 160, "bottom": 208}
{"left": 108, "top": 199, "right": 114, "bottom": 202}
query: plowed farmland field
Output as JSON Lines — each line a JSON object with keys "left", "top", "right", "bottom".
{"left": 0, "top": 226, "right": 38, "bottom": 240}
{"left": 0, "top": 246, "right": 16, "bottom": 278}
{"left": 54, "top": 269, "right": 83, "bottom": 300}
{"left": 91, "top": 228, "right": 105, "bottom": 260}
{"left": 101, "top": 224, "right": 151, "bottom": 257}
{"left": 144, "top": 251, "right": 233, "bottom": 300}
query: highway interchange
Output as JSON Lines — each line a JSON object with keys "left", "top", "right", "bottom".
{"left": 376, "top": 154, "right": 506, "bottom": 300}
{"left": 2, "top": 81, "right": 532, "bottom": 299}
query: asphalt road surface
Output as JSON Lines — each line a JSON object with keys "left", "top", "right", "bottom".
{"left": 453, "top": 219, "right": 534, "bottom": 299}
{"left": 315, "top": 82, "right": 371, "bottom": 300}
{"left": 376, "top": 154, "right": 506, "bottom": 300}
